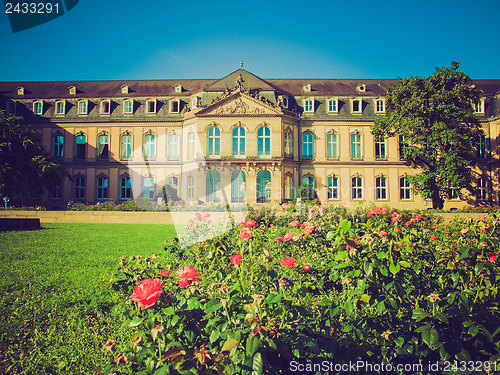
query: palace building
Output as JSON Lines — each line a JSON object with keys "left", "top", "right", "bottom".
{"left": 1, "top": 69, "right": 499, "bottom": 209}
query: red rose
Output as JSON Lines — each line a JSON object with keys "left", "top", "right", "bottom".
{"left": 230, "top": 253, "right": 242, "bottom": 265}
{"left": 245, "top": 219, "right": 258, "bottom": 228}
{"left": 303, "top": 262, "right": 311, "bottom": 272}
{"left": 430, "top": 236, "right": 438, "bottom": 241}
{"left": 487, "top": 252, "right": 497, "bottom": 262}
{"left": 239, "top": 227, "right": 252, "bottom": 241}
{"left": 160, "top": 269, "right": 171, "bottom": 278}
{"left": 283, "top": 231, "right": 293, "bottom": 242}
{"left": 176, "top": 265, "right": 201, "bottom": 287}
{"left": 131, "top": 278, "right": 164, "bottom": 309}
{"left": 281, "top": 257, "right": 297, "bottom": 268}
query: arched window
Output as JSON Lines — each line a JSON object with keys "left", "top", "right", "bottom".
{"left": 326, "top": 132, "right": 338, "bottom": 160}
{"left": 257, "top": 126, "right": 271, "bottom": 157}
{"left": 78, "top": 100, "right": 88, "bottom": 115}
{"left": 351, "top": 176, "right": 363, "bottom": 200}
{"left": 256, "top": 170, "right": 271, "bottom": 203}
{"left": 284, "top": 131, "right": 293, "bottom": 157}
{"left": 376, "top": 176, "right": 387, "bottom": 200}
{"left": 207, "top": 126, "right": 221, "bottom": 157}
{"left": 231, "top": 170, "right": 246, "bottom": 203}
{"left": 206, "top": 170, "right": 220, "bottom": 203}
{"left": 328, "top": 176, "right": 338, "bottom": 199}
{"left": 302, "top": 133, "right": 314, "bottom": 160}
{"left": 144, "top": 176, "right": 155, "bottom": 199}
{"left": 232, "top": 126, "right": 246, "bottom": 157}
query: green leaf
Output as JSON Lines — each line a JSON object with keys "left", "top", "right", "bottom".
{"left": 474, "top": 262, "right": 485, "bottom": 275}
{"left": 363, "top": 261, "right": 374, "bottom": 275}
{"left": 245, "top": 336, "right": 261, "bottom": 357}
{"left": 265, "top": 293, "right": 282, "bottom": 305}
{"left": 220, "top": 338, "right": 239, "bottom": 353}
{"left": 210, "top": 329, "right": 220, "bottom": 343}
{"left": 399, "top": 261, "right": 411, "bottom": 268}
{"left": 468, "top": 325, "right": 479, "bottom": 337}
{"left": 412, "top": 309, "right": 430, "bottom": 322}
{"left": 205, "top": 299, "right": 223, "bottom": 314}
{"left": 326, "top": 231, "right": 334, "bottom": 241}
{"left": 251, "top": 351, "right": 264, "bottom": 375}
{"left": 420, "top": 326, "right": 439, "bottom": 348}
{"left": 344, "top": 301, "right": 354, "bottom": 315}
{"left": 128, "top": 316, "right": 145, "bottom": 327}
{"left": 389, "top": 262, "right": 401, "bottom": 275}
{"left": 335, "top": 251, "right": 348, "bottom": 261}
{"left": 434, "top": 313, "right": 449, "bottom": 324}
{"left": 154, "top": 366, "right": 169, "bottom": 375}
{"left": 340, "top": 220, "right": 352, "bottom": 234}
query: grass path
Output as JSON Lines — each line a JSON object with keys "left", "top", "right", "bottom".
{"left": 0, "top": 223, "right": 177, "bottom": 374}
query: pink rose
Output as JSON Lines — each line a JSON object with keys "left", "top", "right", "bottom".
{"left": 131, "top": 278, "right": 164, "bottom": 308}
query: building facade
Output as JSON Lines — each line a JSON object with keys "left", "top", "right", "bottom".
{"left": 1, "top": 69, "right": 499, "bottom": 209}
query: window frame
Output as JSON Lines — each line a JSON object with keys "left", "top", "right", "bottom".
{"left": 97, "top": 133, "right": 110, "bottom": 160}
{"left": 375, "top": 176, "right": 388, "bottom": 200}
{"left": 143, "top": 133, "right": 156, "bottom": 160}
{"left": 170, "top": 99, "right": 180, "bottom": 114}
{"left": 327, "top": 176, "right": 339, "bottom": 200}
{"left": 187, "top": 175, "right": 194, "bottom": 200}
{"left": 100, "top": 99, "right": 111, "bottom": 115}
{"left": 284, "top": 131, "right": 293, "bottom": 157}
{"left": 350, "top": 132, "right": 362, "bottom": 160}
{"left": 231, "top": 170, "right": 246, "bottom": 203}
{"left": 120, "top": 132, "right": 133, "bottom": 160}
{"left": 146, "top": 99, "right": 156, "bottom": 114}
{"left": 52, "top": 134, "right": 64, "bottom": 160}
{"left": 187, "top": 131, "right": 195, "bottom": 159}
{"left": 206, "top": 170, "right": 221, "bottom": 203}
{"left": 55, "top": 100, "right": 65, "bottom": 115}
{"left": 75, "top": 133, "right": 86, "bottom": 161}
{"left": 123, "top": 99, "right": 134, "bottom": 115}
{"left": 33, "top": 100, "right": 43, "bottom": 115}
{"left": 143, "top": 176, "right": 155, "bottom": 200}
{"left": 375, "top": 136, "right": 386, "bottom": 160}
{"left": 232, "top": 126, "right": 246, "bottom": 157}
{"left": 167, "top": 132, "right": 180, "bottom": 160}
{"left": 78, "top": 100, "right": 88, "bottom": 115}
{"left": 327, "top": 98, "right": 338, "bottom": 114}
{"left": 97, "top": 176, "right": 109, "bottom": 200}
{"left": 351, "top": 176, "right": 363, "bottom": 200}
{"left": 304, "top": 99, "right": 314, "bottom": 113}
{"left": 302, "top": 132, "right": 314, "bottom": 160}
{"left": 478, "top": 178, "right": 489, "bottom": 201}
{"left": 120, "top": 175, "right": 132, "bottom": 200}
{"left": 351, "top": 98, "right": 362, "bottom": 114}
{"left": 326, "top": 132, "right": 338, "bottom": 160}
{"left": 474, "top": 99, "right": 485, "bottom": 114}
{"left": 257, "top": 170, "right": 272, "bottom": 203}
{"left": 400, "top": 177, "right": 412, "bottom": 200}
{"left": 477, "top": 135, "right": 488, "bottom": 159}
{"left": 257, "top": 126, "right": 271, "bottom": 157}
{"left": 207, "top": 126, "right": 221, "bottom": 157}
{"left": 375, "top": 98, "right": 385, "bottom": 113}
{"left": 74, "top": 176, "right": 85, "bottom": 200}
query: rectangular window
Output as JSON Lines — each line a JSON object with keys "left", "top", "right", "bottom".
{"left": 33, "top": 101, "right": 43, "bottom": 115}
{"left": 98, "top": 134, "right": 109, "bottom": 160}
{"left": 187, "top": 132, "right": 195, "bottom": 159}
{"left": 328, "top": 99, "right": 338, "bottom": 113}
{"left": 52, "top": 184, "right": 62, "bottom": 200}
{"left": 302, "top": 133, "right": 313, "bottom": 160}
{"left": 474, "top": 100, "right": 484, "bottom": 114}
{"left": 170, "top": 100, "right": 180, "bottom": 113}
{"left": 375, "top": 99, "right": 385, "bottom": 113}
{"left": 304, "top": 99, "right": 314, "bottom": 113}
{"left": 167, "top": 133, "right": 179, "bottom": 160}
{"left": 352, "top": 177, "right": 363, "bottom": 199}
{"left": 477, "top": 135, "right": 488, "bottom": 159}
{"left": 375, "top": 136, "right": 386, "bottom": 160}
{"left": 144, "top": 177, "right": 155, "bottom": 199}
{"left": 326, "top": 133, "right": 338, "bottom": 160}
{"left": 187, "top": 176, "right": 194, "bottom": 200}
{"left": 121, "top": 134, "right": 132, "bottom": 160}
{"left": 75, "top": 134, "right": 86, "bottom": 160}
{"left": 74, "top": 177, "right": 85, "bottom": 200}
{"left": 124, "top": 100, "right": 133, "bottom": 114}
{"left": 146, "top": 100, "right": 156, "bottom": 114}
{"left": 78, "top": 100, "right": 88, "bottom": 115}
{"left": 328, "top": 177, "right": 338, "bottom": 199}
{"left": 285, "top": 132, "right": 293, "bottom": 157}
{"left": 97, "top": 177, "right": 109, "bottom": 200}
{"left": 55, "top": 101, "right": 65, "bottom": 115}
{"left": 144, "top": 134, "right": 156, "bottom": 160}
{"left": 120, "top": 177, "right": 131, "bottom": 200}
{"left": 478, "top": 178, "right": 489, "bottom": 201}
{"left": 53, "top": 135, "right": 64, "bottom": 160}
{"left": 351, "top": 99, "right": 362, "bottom": 113}
{"left": 100, "top": 100, "right": 110, "bottom": 115}
{"left": 400, "top": 177, "right": 411, "bottom": 200}
{"left": 376, "top": 177, "right": 387, "bottom": 200}
{"left": 350, "top": 133, "right": 362, "bottom": 160}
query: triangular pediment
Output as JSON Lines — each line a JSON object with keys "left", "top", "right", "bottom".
{"left": 203, "top": 69, "right": 278, "bottom": 92}
{"left": 197, "top": 92, "right": 282, "bottom": 116}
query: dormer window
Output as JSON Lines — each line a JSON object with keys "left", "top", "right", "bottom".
{"left": 474, "top": 99, "right": 485, "bottom": 114}
{"left": 78, "top": 100, "right": 88, "bottom": 115}
{"left": 375, "top": 98, "right": 385, "bottom": 113}
{"left": 327, "top": 98, "right": 338, "bottom": 113}
{"left": 33, "top": 101, "right": 43, "bottom": 115}
{"left": 304, "top": 98, "right": 314, "bottom": 113}
{"left": 6, "top": 101, "right": 16, "bottom": 115}
{"left": 351, "top": 98, "right": 362, "bottom": 114}
{"left": 121, "top": 85, "right": 129, "bottom": 94}
{"left": 69, "top": 86, "right": 76, "bottom": 95}
{"left": 192, "top": 97, "right": 198, "bottom": 109}
{"left": 123, "top": 99, "right": 133, "bottom": 114}
{"left": 55, "top": 100, "right": 65, "bottom": 115}
{"left": 356, "top": 83, "right": 366, "bottom": 93}
{"left": 175, "top": 85, "right": 183, "bottom": 93}
{"left": 146, "top": 99, "right": 156, "bottom": 114}
{"left": 170, "top": 99, "right": 180, "bottom": 113}
{"left": 100, "top": 99, "right": 111, "bottom": 115}
{"left": 303, "top": 84, "right": 311, "bottom": 92}
{"left": 17, "top": 86, "right": 24, "bottom": 96}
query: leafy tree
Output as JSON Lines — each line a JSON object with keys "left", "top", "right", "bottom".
{"left": 0, "top": 110, "right": 68, "bottom": 201}
{"left": 372, "top": 62, "right": 483, "bottom": 209}
{"left": 297, "top": 183, "right": 317, "bottom": 202}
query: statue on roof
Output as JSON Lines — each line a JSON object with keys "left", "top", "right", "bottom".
{"left": 235, "top": 73, "right": 245, "bottom": 91}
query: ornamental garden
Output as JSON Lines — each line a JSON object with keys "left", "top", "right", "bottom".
{"left": 98, "top": 204, "right": 500, "bottom": 375}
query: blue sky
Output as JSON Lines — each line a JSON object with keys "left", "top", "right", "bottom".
{"left": 0, "top": 0, "right": 499, "bottom": 81}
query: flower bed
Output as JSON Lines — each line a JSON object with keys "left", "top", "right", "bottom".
{"left": 101, "top": 207, "right": 500, "bottom": 374}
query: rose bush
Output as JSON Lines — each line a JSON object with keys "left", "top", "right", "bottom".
{"left": 102, "top": 207, "right": 500, "bottom": 374}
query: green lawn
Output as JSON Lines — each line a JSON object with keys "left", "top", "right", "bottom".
{"left": 0, "top": 223, "right": 178, "bottom": 375}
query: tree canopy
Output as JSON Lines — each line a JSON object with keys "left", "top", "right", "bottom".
{"left": 0, "top": 110, "right": 68, "bottom": 201}
{"left": 372, "top": 62, "right": 484, "bottom": 209}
